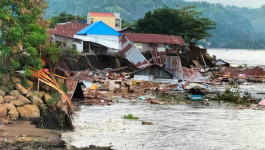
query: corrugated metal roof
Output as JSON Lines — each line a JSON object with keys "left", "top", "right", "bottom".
{"left": 239, "top": 67, "right": 265, "bottom": 77}
{"left": 47, "top": 22, "right": 89, "bottom": 38}
{"left": 118, "top": 35, "right": 150, "bottom": 69}
{"left": 151, "top": 49, "right": 166, "bottom": 66}
{"left": 124, "top": 33, "right": 185, "bottom": 45}
{"left": 132, "top": 64, "right": 173, "bottom": 79}
{"left": 165, "top": 56, "right": 205, "bottom": 82}
{"left": 90, "top": 12, "right": 115, "bottom": 18}
{"left": 66, "top": 78, "right": 78, "bottom": 100}
{"left": 76, "top": 21, "right": 122, "bottom": 36}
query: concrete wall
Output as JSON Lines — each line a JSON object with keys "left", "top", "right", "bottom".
{"left": 133, "top": 43, "right": 166, "bottom": 53}
{"left": 88, "top": 15, "right": 116, "bottom": 29}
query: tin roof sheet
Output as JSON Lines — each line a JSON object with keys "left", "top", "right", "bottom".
{"left": 124, "top": 33, "right": 185, "bottom": 45}
{"left": 48, "top": 22, "right": 88, "bottom": 38}
{"left": 118, "top": 35, "right": 150, "bottom": 69}
{"left": 76, "top": 21, "right": 121, "bottom": 36}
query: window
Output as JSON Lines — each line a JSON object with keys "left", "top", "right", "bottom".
{"left": 83, "top": 42, "right": 89, "bottom": 52}
{"left": 115, "top": 19, "right": 120, "bottom": 27}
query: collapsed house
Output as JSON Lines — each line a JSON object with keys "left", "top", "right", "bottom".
{"left": 48, "top": 12, "right": 210, "bottom": 82}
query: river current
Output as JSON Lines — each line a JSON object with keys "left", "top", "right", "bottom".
{"left": 62, "top": 49, "right": 265, "bottom": 150}
{"left": 62, "top": 102, "right": 265, "bottom": 150}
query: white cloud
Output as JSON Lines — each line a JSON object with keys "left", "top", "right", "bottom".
{"left": 185, "top": 0, "right": 265, "bottom": 8}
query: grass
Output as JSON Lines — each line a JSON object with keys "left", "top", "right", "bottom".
{"left": 123, "top": 114, "right": 139, "bottom": 120}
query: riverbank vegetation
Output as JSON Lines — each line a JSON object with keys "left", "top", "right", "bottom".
{"left": 212, "top": 87, "right": 252, "bottom": 105}
{"left": 0, "top": 0, "right": 73, "bottom": 130}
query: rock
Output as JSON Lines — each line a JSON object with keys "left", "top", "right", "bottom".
{"left": 44, "top": 93, "right": 52, "bottom": 103}
{"left": 142, "top": 121, "right": 153, "bottom": 125}
{"left": 9, "top": 90, "right": 21, "bottom": 98}
{"left": 0, "top": 104, "right": 7, "bottom": 117}
{"left": 26, "top": 92, "right": 33, "bottom": 98}
{"left": 7, "top": 83, "right": 15, "bottom": 91}
{"left": 1, "top": 74, "right": 10, "bottom": 86}
{"left": 4, "top": 96, "right": 17, "bottom": 103}
{"left": 18, "top": 95, "right": 31, "bottom": 104}
{"left": 0, "top": 116, "right": 11, "bottom": 124}
{"left": 27, "top": 80, "right": 34, "bottom": 91}
{"left": 10, "top": 100, "right": 24, "bottom": 107}
{"left": 2, "top": 103, "right": 17, "bottom": 112}
{"left": 0, "top": 86, "right": 9, "bottom": 93}
{"left": 15, "top": 83, "right": 28, "bottom": 95}
{"left": 17, "top": 105, "right": 40, "bottom": 120}
{"left": 0, "top": 96, "right": 3, "bottom": 104}
{"left": 30, "top": 96, "right": 43, "bottom": 107}
{"left": 8, "top": 110, "right": 19, "bottom": 120}
{"left": 0, "top": 90, "right": 5, "bottom": 96}
{"left": 33, "top": 91, "right": 45, "bottom": 99}
{"left": 150, "top": 99, "right": 165, "bottom": 105}
{"left": 12, "top": 77, "right": 21, "bottom": 83}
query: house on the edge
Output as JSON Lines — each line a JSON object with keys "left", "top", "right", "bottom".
{"left": 124, "top": 33, "right": 186, "bottom": 55}
{"left": 48, "top": 21, "right": 122, "bottom": 55}
{"left": 74, "top": 21, "right": 122, "bottom": 55}
{"left": 87, "top": 12, "right": 122, "bottom": 31}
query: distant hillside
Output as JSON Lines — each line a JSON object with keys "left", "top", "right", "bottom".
{"left": 45, "top": 0, "right": 265, "bottom": 49}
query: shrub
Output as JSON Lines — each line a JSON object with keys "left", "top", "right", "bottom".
{"left": 123, "top": 114, "right": 139, "bottom": 120}
{"left": 47, "top": 92, "right": 60, "bottom": 107}
{"left": 216, "top": 86, "right": 250, "bottom": 104}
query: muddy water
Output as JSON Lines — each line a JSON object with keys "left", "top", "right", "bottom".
{"left": 207, "top": 49, "right": 265, "bottom": 67}
{"left": 62, "top": 102, "right": 265, "bottom": 150}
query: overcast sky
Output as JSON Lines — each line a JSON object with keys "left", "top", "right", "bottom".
{"left": 185, "top": 0, "right": 265, "bottom": 8}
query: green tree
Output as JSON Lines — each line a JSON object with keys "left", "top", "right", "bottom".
{"left": 0, "top": 0, "right": 49, "bottom": 78}
{"left": 134, "top": 6, "right": 216, "bottom": 44}
{"left": 49, "top": 12, "right": 86, "bottom": 28}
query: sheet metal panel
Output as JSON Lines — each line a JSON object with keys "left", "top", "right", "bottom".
{"left": 165, "top": 56, "right": 205, "bottom": 82}
{"left": 119, "top": 36, "right": 150, "bottom": 69}
{"left": 165, "top": 56, "right": 184, "bottom": 80}
{"left": 124, "top": 33, "right": 185, "bottom": 45}
{"left": 151, "top": 49, "right": 166, "bottom": 66}
{"left": 66, "top": 78, "right": 78, "bottom": 100}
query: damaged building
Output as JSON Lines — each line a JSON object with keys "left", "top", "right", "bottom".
{"left": 48, "top": 12, "right": 212, "bottom": 82}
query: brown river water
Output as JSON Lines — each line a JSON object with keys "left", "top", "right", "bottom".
{"left": 62, "top": 101, "right": 265, "bottom": 150}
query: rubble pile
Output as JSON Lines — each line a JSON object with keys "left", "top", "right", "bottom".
{"left": 63, "top": 62, "right": 265, "bottom": 107}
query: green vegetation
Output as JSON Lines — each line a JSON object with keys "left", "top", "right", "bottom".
{"left": 60, "top": 83, "right": 68, "bottom": 94}
{"left": 47, "top": 92, "right": 60, "bottom": 107}
{"left": 0, "top": 0, "right": 61, "bottom": 79}
{"left": 123, "top": 114, "right": 139, "bottom": 120}
{"left": 45, "top": 0, "right": 265, "bottom": 49}
{"left": 135, "top": 6, "right": 216, "bottom": 44}
{"left": 0, "top": 0, "right": 47, "bottom": 78}
{"left": 214, "top": 87, "right": 251, "bottom": 104}
{"left": 49, "top": 12, "right": 86, "bottom": 28}
{"left": 237, "top": 64, "right": 248, "bottom": 69}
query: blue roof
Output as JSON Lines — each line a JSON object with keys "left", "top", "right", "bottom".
{"left": 76, "top": 21, "right": 122, "bottom": 36}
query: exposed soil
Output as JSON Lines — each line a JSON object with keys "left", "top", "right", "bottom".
{"left": 0, "top": 120, "right": 65, "bottom": 150}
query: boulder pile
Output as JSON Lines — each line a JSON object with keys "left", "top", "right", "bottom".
{"left": 0, "top": 77, "right": 52, "bottom": 121}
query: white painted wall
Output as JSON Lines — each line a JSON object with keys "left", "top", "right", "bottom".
{"left": 134, "top": 43, "right": 166, "bottom": 53}
{"left": 107, "top": 48, "right": 119, "bottom": 53}
{"left": 73, "top": 41, "right": 83, "bottom": 53}
{"left": 74, "top": 34, "right": 121, "bottom": 50}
